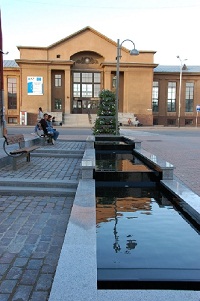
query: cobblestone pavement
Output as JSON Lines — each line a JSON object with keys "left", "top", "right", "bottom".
{"left": 0, "top": 195, "right": 74, "bottom": 301}
{"left": 0, "top": 139, "right": 86, "bottom": 301}
{"left": 0, "top": 156, "right": 82, "bottom": 181}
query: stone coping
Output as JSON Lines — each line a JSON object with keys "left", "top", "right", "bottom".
{"left": 133, "top": 148, "right": 174, "bottom": 180}
{"left": 161, "top": 179, "right": 200, "bottom": 225}
{"left": 49, "top": 179, "right": 97, "bottom": 301}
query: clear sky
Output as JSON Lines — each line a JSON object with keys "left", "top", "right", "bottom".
{"left": 1, "top": 0, "right": 200, "bottom": 65}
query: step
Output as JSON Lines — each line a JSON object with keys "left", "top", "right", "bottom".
{"left": 0, "top": 178, "right": 78, "bottom": 189}
{"left": 32, "top": 153, "right": 83, "bottom": 158}
{"left": 0, "top": 186, "right": 76, "bottom": 196}
{"left": 34, "top": 149, "right": 84, "bottom": 154}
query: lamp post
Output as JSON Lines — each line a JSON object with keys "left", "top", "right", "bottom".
{"left": 0, "top": 8, "right": 8, "bottom": 137}
{"left": 177, "top": 55, "right": 187, "bottom": 127}
{"left": 115, "top": 39, "right": 139, "bottom": 134}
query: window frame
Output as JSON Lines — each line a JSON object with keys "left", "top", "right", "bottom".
{"left": 55, "top": 74, "right": 62, "bottom": 87}
{"left": 8, "top": 77, "right": 17, "bottom": 110}
{"left": 185, "top": 82, "right": 194, "bottom": 112}
{"left": 73, "top": 72, "right": 101, "bottom": 98}
{"left": 152, "top": 81, "right": 159, "bottom": 112}
{"left": 167, "top": 82, "right": 176, "bottom": 112}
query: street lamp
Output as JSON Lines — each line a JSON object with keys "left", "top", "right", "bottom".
{"left": 115, "top": 39, "right": 139, "bottom": 134}
{"left": 177, "top": 55, "right": 187, "bottom": 127}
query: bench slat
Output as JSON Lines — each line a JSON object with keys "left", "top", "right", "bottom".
{"left": 10, "top": 145, "right": 40, "bottom": 155}
{"left": 4, "top": 134, "right": 25, "bottom": 145}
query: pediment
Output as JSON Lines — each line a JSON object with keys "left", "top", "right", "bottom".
{"left": 48, "top": 26, "right": 116, "bottom": 50}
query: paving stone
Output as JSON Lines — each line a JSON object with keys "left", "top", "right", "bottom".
{"left": 13, "top": 257, "right": 29, "bottom": 267}
{"left": 0, "top": 294, "right": 9, "bottom": 301}
{"left": 0, "top": 280, "right": 17, "bottom": 293}
{"left": 12, "top": 285, "right": 32, "bottom": 301}
{"left": 20, "top": 270, "right": 40, "bottom": 285}
{"left": 0, "top": 264, "right": 10, "bottom": 275}
{"left": 27, "top": 259, "right": 43, "bottom": 270}
{"left": 0, "top": 253, "right": 16, "bottom": 264}
{"left": 30, "top": 291, "right": 48, "bottom": 301}
{"left": 6, "top": 267, "right": 23, "bottom": 280}
{"left": 35, "top": 273, "right": 54, "bottom": 291}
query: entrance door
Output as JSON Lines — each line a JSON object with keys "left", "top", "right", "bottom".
{"left": 72, "top": 99, "right": 96, "bottom": 114}
{"left": 51, "top": 71, "right": 65, "bottom": 112}
{"left": 72, "top": 100, "right": 81, "bottom": 113}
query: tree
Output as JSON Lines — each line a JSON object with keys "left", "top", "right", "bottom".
{"left": 93, "top": 89, "right": 119, "bottom": 135}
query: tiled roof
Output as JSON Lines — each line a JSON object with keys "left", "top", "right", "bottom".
{"left": 3, "top": 60, "right": 19, "bottom": 68}
{"left": 154, "top": 65, "right": 200, "bottom": 73}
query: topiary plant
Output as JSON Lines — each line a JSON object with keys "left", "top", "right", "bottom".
{"left": 93, "top": 89, "right": 119, "bottom": 135}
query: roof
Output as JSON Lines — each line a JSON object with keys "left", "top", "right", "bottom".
{"left": 3, "top": 60, "right": 19, "bottom": 68}
{"left": 154, "top": 65, "right": 200, "bottom": 73}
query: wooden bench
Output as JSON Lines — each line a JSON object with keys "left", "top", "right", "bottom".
{"left": 3, "top": 134, "right": 40, "bottom": 170}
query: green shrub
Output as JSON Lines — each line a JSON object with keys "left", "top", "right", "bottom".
{"left": 93, "top": 89, "right": 119, "bottom": 135}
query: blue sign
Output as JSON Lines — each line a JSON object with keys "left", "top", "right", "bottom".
{"left": 27, "top": 76, "right": 43, "bottom": 95}
{"left": 196, "top": 105, "right": 200, "bottom": 112}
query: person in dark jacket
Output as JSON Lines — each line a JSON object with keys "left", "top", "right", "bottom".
{"left": 39, "top": 113, "right": 48, "bottom": 135}
{"left": 39, "top": 113, "right": 59, "bottom": 144}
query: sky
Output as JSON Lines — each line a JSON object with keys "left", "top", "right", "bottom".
{"left": 1, "top": 0, "right": 200, "bottom": 65}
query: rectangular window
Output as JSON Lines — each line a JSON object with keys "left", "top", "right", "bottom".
{"left": 152, "top": 81, "right": 159, "bottom": 112}
{"left": 73, "top": 73, "right": 80, "bottom": 82}
{"left": 73, "top": 100, "right": 77, "bottom": 108}
{"left": 8, "top": 117, "right": 17, "bottom": 124}
{"left": 185, "top": 82, "right": 194, "bottom": 112}
{"left": 54, "top": 98, "right": 62, "bottom": 110}
{"left": 185, "top": 119, "right": 193, "bottom": 125}
{"left": 8, "top": 78, "right": 17, "bottom": 109}
{"left": 73, "top": 84, "right": 80, "bottom": 97}
{"left": 82, "top": 73, "right": 92, "bottom": 82}
{"left": 94, "top": 84, "right": 101, "bottom": 97}
{"left": 167, "top": 82, "right": 176, "bottom": 112}
{"left": 82, "top": 84, "right": 92, "bottom": 97}
{"left": 55, "top": 74, "right": 62, "bottom": 87}
{"left": 72, "top": 72, "right": 101, "bottom": 98}
{"left": 94, "top": 73, "right": 101, "bottom": 83}
{"left": 167, "top": 119, "right": 176, "bottom": 126}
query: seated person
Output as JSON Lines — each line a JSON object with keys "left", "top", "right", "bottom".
{"left": 39, "top": 113, "right": 59, "bottom": 143}
{"left": 128, "top": 118, "right": 133, "bottom": 126}
{"left": 52, "top": 116, "right": 62, "bottom": 126}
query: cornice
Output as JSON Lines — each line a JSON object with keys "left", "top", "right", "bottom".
{"left": 15, "top": 59, "right": 74, "bottom": 65}
{"left": 101, "top": 62, "right": 158, "bottom": 68}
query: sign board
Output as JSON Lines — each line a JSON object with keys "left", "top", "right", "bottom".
{"left": 196, "top": 105, "right": 200, "bottom": 112}
{"left": 27, "top": 76, "right": 43, "bottom": 95}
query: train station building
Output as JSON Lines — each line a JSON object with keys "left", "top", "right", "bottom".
{"left": 3, "top": 26, "right": 200, "bottom": 127}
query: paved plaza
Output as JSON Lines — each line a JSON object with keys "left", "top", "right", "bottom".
{"left": 0, "top": 128, "right": 200, "bottom": 300}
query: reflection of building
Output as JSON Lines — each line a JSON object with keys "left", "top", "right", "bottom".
{"left": 3, "top": 26, "right": 200, "bottom": 126}
{"left": 97, "top": 196, "right": 150, "bottom": 254}
{"left": 96, "top": 196, "right": 151, "bottom": 225}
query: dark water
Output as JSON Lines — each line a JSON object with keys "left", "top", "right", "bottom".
{"left": 96, "top": 186, "right": 200, "bottom": 286}
{"left": 95, "top": 153, "right": 150, "bottom": 172}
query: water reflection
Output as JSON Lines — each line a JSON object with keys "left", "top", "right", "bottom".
{"left": 97, "top": 195, "right": 152, "bottom": 255}
{"left": 96, "top": 153, "right": 150, "bottom": 172}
